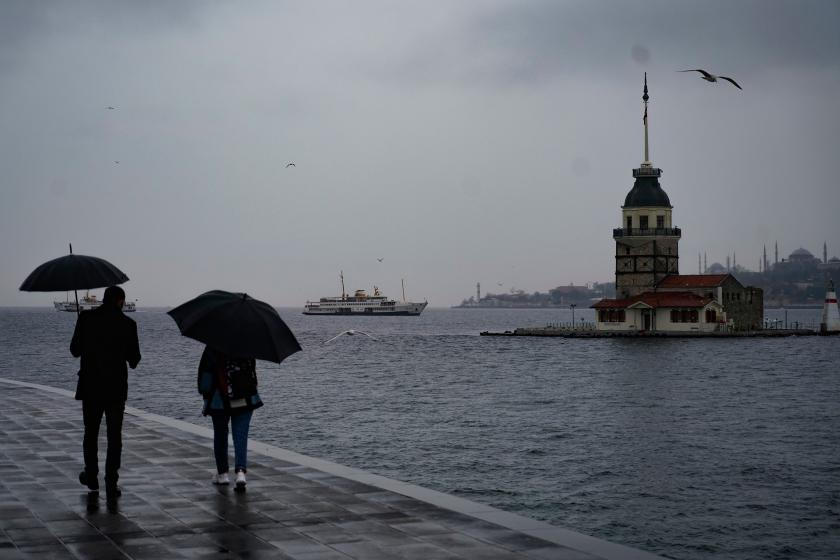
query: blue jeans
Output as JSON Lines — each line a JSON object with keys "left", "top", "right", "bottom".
{"left": 210, "top": 409, "right": 253, "bottom": 474}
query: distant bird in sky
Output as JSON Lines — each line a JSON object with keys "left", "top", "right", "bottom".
{"left": 285, "top": 162, "right": 295, "bottom": 168}
{"left": 114, "top": 160, "right": 119, "bottom": 164}
{"left": 497, "top": 282, "right": 503, "bottom": 286}
{"left": 377, "top": 257, "right": 384, "bottom": 262}
{"left": 678, "top": 69, "right": 742, "bottom": 90}
{"left": 323, "top": 329, "right": 378, "bottom": 344}
{"left": 106, "top": 106, "right": 116, "bottom": 110}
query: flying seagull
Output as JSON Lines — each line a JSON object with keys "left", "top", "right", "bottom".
{"left": 285, "top": 162, "right": 295, "bottom": 168}
{"left": 377, "top": 257, "right": 384, "bottom": 262}
{"left": 106, "top": 106, "right": 116, "bottom": 110}
{"left": 323, "top": 329, "right": 378, "bottom": 344}
{"left": 114, "top": 160, "right": 120, "bottom": 164}
{"left": 679, "top": 69, "right": 741, "bottom": 90}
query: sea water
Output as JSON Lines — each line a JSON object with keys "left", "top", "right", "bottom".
{"left": 0, "top": 306, "right": 837, "bottom": 560}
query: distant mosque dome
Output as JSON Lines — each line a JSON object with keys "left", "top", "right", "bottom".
{"left": 830, "top": 256, "right": 840, "bottom": 263}
{"left": 623, "top": 173, "right": 672, "bottom": 208}
{"left": 707, "top": 262, "right": 726, "bottom": 273}
{"left": 789, "top": 248, "right": 815, "bottom": 261}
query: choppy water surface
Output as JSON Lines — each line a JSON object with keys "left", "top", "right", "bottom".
{"left": 1, "top": 306, "right": 838, "bottom": 560}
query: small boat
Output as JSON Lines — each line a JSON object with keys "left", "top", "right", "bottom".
{"left": 304, "top": 272, "right": 427, "bottom": 316}
{"left": 54, "top": 292, "right": 136, "bottom": 312}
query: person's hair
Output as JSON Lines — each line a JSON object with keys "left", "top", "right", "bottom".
{"left": 103, "top": 286, "right": 126, "bottom": 306}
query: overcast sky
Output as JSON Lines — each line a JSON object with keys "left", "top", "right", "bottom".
{"left": 2, "top": 0, "right": 839, "bottom": 307}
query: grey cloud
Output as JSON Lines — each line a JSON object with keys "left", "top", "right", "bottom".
{"left": 375, "top": 0, "right": 840, "bottom": 87}
{"left": 0, "top": 0, "right": 209, "bottom": 73}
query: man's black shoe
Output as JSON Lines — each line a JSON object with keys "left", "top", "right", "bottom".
{"left": 79, "top": 471, "right": 99, "bottom": 491}
{"left": 106, "top": 485, "right": 122, "bottom": 499}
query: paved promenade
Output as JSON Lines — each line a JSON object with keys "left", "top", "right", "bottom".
{"left": 0, "top": 379, "right": 664, "bottom": 560}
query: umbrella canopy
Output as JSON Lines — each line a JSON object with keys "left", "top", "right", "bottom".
{"left": 20, "top": 253, "right": 129, "bottom": 292}
{"left": 168, "top": 290, "right": 301, "bottom": 364}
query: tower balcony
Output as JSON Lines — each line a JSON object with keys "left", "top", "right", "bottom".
{"left": 632, "top": 166, "right": 662, "bottom": 178}
{"left": 613, "top": 227, "right": 681, "bottom": 238}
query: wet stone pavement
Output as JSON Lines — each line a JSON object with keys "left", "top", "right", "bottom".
{"left": 0, "top": 379, "right": 663, "bottom": 560}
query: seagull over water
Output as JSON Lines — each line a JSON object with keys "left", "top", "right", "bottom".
{"left": 323, "top": 329, "right": 378, "bottom": 344}
{"left": 377, "top": 257, "right": 384, "bottom": 262}
{"left": 679, "top": 69, "right": 742, "bottom": 90}
{"left": 285, "top": 162, "right": 295, "bottom": 168}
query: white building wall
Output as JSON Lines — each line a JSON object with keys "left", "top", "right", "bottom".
{"left": 654, "top": 308, "right": 718, "bottom": 333}
{"left": 621, "top": 206, "right": 673, "bottom": 229}
{"left": 595, "top": 305, "right": 723, "bottom": 332}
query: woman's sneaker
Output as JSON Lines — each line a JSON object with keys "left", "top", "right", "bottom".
{"left": 212, "top": 472, "right": 230, "bottom": 485}
{"left": 235, "top": 470, "right": 246, "bottom": 489}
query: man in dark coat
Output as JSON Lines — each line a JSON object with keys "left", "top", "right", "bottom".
{"left": 70, "top": 285, "right": 141, "bottom": 498}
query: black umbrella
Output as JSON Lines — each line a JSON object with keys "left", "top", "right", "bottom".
{"left": 19, "top": 243, "right": 130, "bottom": 314}
{"left": 168, "top": 290, "right": 301, "bottom": 364}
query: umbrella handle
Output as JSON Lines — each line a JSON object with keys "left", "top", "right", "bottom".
{"left": 69, "top": 243, "right": 80, "bottom": 315}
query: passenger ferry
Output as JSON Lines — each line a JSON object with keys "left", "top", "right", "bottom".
{"left": 304, "top": 273, "right": 427, "bottom": 316}
{"left": 54, "top": 292, "right": 136, "bottom": 312}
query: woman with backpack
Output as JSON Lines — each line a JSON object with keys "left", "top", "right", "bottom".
{"left": 197, "top": 346, "right": 263, "bottom": 488}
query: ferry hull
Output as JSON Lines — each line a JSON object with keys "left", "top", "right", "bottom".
{"left": 303, "top": 310, "right": 424, "bottom": 316}
{"left": 54, "top": 301, "right": 136, "bottom": 312}
{"left": 303, "top": 302, "right": 427, "bottom": 316}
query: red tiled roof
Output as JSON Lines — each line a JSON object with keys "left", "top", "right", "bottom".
{"left": 657, "top": 274, "right": 729, "bottom": 288}
{"left": 592, "top": 291, "right": 715, "bottom": 309}
{"left": 592, "top": 298, "right": 633, "bottom": 309}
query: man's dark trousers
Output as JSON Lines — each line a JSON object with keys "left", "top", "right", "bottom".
{"left": 82, "top": 400, "right": 125, "bottom": 486}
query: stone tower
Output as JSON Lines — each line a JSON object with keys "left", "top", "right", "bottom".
{"left": 614, "top": 74, "right": 681, "bottom": 299}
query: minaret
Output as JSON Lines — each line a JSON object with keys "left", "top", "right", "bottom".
{"left": 476, "top": 282, "right": 481, "bottom": 303}
{"left": 704, "top": 253, "right": 707, "bottom": 273}
{"left": 643, "top": 73, "right": 650, "bottom": 165}
{"left": 613, "top": 74, "right": 680, "bottom": 299}
{"left": 775, "top": 242, "right": 779, "bottom": 265}
{"left": 763, "top": 245, "right": 768, "bottom": 272}
{"left": 824, "top": 242, "right": 828, "bottom": 264}
{"left": 698, "top": 253, "right": 702, "bottom": 274}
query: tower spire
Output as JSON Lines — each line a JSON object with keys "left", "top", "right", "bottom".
{"left": 643, "top": 72, "right": 650, "bottom": 165}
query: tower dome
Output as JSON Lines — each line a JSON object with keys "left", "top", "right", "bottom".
{"left": 623, "top": 169, "right": 672, "bottom": 208}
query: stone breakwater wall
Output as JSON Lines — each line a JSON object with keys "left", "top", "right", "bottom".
{"left": 480, "top": 328, "right": 821, "bottom": 338}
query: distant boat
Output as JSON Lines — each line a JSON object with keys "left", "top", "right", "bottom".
{"left": 304, "top": 272, "right": 427, "bottom": 316}
{"left": 54, "top": 292, "right": 136, "bottom": 313}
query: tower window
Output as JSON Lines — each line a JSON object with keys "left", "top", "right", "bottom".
{"left": 656, "top": 215, "right": 664, "bottom": 228}
{"left": 626, "top": 217, "right": 632, "bottom": 230}
{"left": 639, "top": 216, "right": 649, "bottom": 230}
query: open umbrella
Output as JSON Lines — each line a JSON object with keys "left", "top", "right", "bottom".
{"left": 168, "top": 290, "right": 301, "bottom": 364}
{"left": 19, "top": 244, "right": 130, "bottom": 314}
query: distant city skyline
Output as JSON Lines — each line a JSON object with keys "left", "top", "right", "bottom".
{"left": 1, "top": 1, "right": 838, "bottom": 307}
